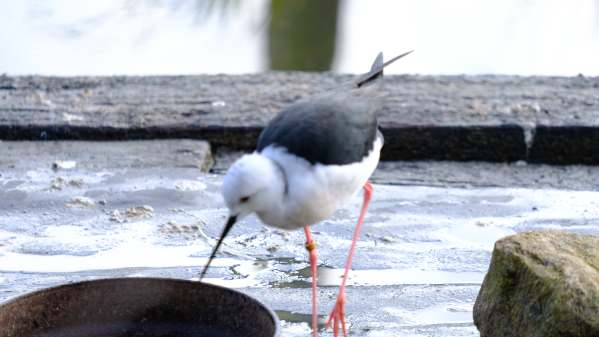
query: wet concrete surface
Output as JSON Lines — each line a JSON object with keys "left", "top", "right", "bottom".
{"left": 2, "top": 142, "right": 599, "bottom": 336}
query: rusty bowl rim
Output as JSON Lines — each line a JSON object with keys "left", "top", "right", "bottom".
{"left": 0, "top": 276, "right": 280, "bottom": 337}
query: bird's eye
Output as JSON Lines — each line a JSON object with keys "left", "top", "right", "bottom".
{"left": 239, "top": 196, "right": 250, "bottom": 203}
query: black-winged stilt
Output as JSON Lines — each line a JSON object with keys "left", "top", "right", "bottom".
{"left": 200, "top": 50, "right": 413, "bottom": 337}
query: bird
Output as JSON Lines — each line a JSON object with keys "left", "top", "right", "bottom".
{"left": 200, "top": 50, "right": 413, "bottom": 337}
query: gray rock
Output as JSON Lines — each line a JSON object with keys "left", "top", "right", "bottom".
{"left": 474, "top": 230, "right": 599, "bottom": 337}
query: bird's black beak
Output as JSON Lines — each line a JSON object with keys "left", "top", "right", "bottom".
{"left": 199, "top": 215, "right": 237, "bottom": 281}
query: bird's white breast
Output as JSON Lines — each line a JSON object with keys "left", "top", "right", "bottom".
{"left": 259, "top": 137, "right": 382, "bottom": 230}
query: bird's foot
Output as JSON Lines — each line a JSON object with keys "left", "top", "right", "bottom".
{"left": 326, "top": 292, "right": 347, "bottom": 337}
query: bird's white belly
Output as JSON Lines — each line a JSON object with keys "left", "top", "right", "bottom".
{"left": 288, "top": 168, "right": 363, "bottom": 226}
{"left": 259, "top": 138, "right": 382, "bottom": 230}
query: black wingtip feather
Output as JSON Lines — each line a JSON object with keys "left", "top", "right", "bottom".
{"left": 370, "top": 52, "right": 384, "bottom": 72}
{"left": 356, "top": 50, "right": 414, "bottom": 88}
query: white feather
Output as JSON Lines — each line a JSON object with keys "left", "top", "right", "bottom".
{"left": 221, "top": 137, "right": 382, "bottom": 230}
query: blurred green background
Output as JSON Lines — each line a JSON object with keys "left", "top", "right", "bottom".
{"left": 268, "top": 0, "right": 339, "bottom": 71}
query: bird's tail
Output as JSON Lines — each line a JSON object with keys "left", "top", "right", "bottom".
{"left": 355, "top": 50, "right": 413, "bottom": 88}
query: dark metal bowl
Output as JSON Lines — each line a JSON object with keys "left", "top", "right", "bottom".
{"left": 0, "top": 277, "right": 279, "bottom": 337}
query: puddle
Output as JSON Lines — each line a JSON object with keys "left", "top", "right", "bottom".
{"left": 384, "top": 302, "right": 473, "bottom": 326}
{"left": 315, "top": 268, "right": 483, "bottom": 287}
{"left": 276, "top": 310, "right": 328, "bottom": 336}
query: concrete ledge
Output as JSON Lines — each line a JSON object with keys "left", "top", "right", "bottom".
{"left": 373, "top": 161, "right": 599, "bottom": 190}
{"left": 213, "top": 151, "right": 599, "bottom": 190}
{"left": 1, "top": 74, "right": 598, "bottom": 164}
{"left": 529, "top": 126, "right": 599, "bottom": 165}
{"left": 0, "top": 140, "right": 213, "bottom": 171}
{"left": 380, "top": 124, "right": 526, "bottom": 161}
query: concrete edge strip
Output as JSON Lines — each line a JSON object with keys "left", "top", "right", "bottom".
{"left": 1, "top": 124, "right": 598, "bottom": 165}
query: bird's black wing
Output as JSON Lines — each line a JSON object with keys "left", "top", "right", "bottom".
{"left": 257, "top": 94, "right": 380, "bottom": 165}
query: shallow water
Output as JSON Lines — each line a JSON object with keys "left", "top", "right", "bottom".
{"left": 1, "top": 165, "right": 598, "bottom": 336}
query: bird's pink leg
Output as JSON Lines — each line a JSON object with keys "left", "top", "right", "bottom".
{"left": 326, "top": 181, "right": 373, "bottom": 337}
{"left": 304, "top": 226, "right": 318, "bottom": 337}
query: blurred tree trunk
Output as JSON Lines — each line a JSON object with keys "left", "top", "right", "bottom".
{"left": 268, "top": 0, "right": 339, "bottom": 71}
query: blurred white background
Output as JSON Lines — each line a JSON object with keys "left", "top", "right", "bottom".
{"left": 1, "top": 0, "right": 598, "bottom": 76}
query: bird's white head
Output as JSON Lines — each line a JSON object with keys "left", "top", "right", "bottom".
{"left": 222, "top": 152, "right": 281, "bottom": 220}
{"left": 200, "top": 152, "right": 283, "bottom": 280}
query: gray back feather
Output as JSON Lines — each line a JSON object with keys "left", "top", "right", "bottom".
{"left": 257, "top": 93, "right": 379, "bottom": 165}
{"left": 257, "top": 51, "right": 412, "bottom": 165}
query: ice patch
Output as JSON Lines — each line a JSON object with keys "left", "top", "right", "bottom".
{"left": 175, "top": 179, "right": 207, "bottom": 191}
{"left": 316, "top": 268, "right": 483, "bottom": 287}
